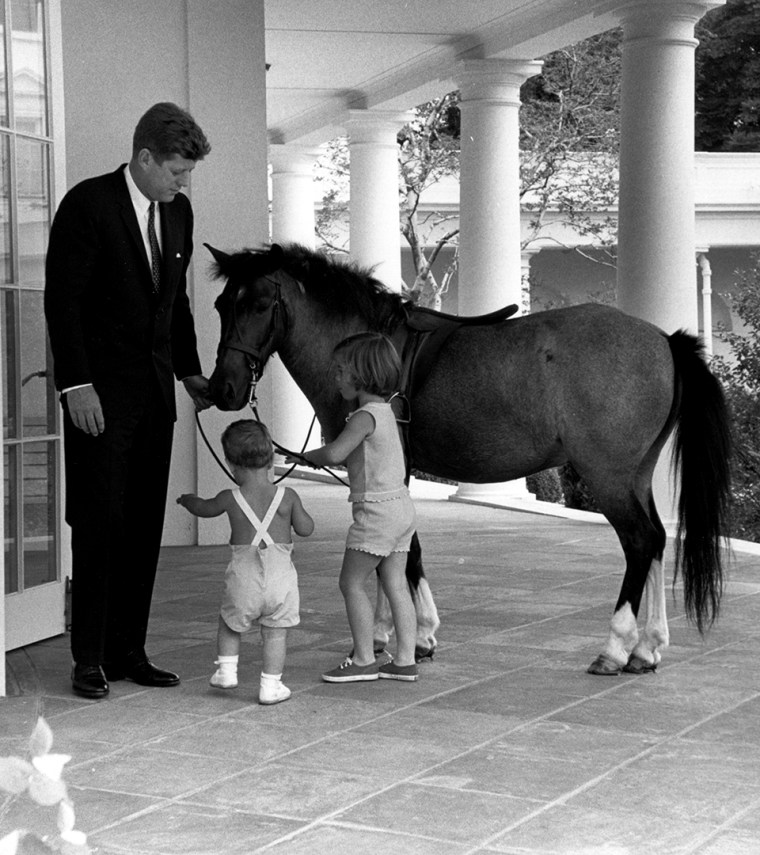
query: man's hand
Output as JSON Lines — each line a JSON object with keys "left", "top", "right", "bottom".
{"left": 182, "top": 375, "right": 212, "bottom": 410}
{"left": 66, "top": 385, "right": 104, "bottom": 435}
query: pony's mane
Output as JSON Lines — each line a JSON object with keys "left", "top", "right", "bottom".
{"left": 213, "top": 243, "right": 408, "bottom": 331}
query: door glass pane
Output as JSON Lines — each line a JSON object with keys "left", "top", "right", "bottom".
{"left": 11, "top": 0, "right": 46, "bottom": 136}
{"left": 22, "top": 438, "right": 55, "bottom": 587}
{"left": 4, "top": 442, "right": 18, "bottom": 593}
{"left": 20, "top": 288, "right": 53, "bottom": 436}
{"left": 0, "top": 4, "right": 8, "bottom": 128}
{"left": 1, "top": 287, "right": 17, "bottom": 438}
{"left": 17, "top": 136, "right": 48, "bottom": 284}
{"left": 0, "top": 135, "right": 12, "bottom": 283}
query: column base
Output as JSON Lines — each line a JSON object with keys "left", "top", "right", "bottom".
{"left": 452, "top": 479, "right": 535, "bottom": 504}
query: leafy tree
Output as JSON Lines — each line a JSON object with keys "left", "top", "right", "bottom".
{"left": 519, "top": 29, "right": 621, "bottom": 265}
{"left": 696, "top": 0, "right": 760, "bottom": 151}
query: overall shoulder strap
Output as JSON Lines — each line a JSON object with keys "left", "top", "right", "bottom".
{"left": 232, "top": 488, "right": 275, "bottom": 547}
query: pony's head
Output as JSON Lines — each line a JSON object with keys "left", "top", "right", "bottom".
{"left": 206, "top": 243, "right": 294, "bottom": 410}
{"left": 206, "top": 242, "right": 409, "bottom": 410}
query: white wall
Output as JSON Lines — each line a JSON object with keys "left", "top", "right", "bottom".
{"left": 59, "top": 0, "right": 270, "bottom": 545}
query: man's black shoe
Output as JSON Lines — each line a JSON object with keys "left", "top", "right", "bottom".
{"left": 71, "top": 664, "right": 109, "bottom": 699}
{"left": 105, "top": 653, "right": 180, "bottom": 687}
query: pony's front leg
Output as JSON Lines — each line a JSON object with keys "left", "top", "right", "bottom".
{"left": 373, "top": 577, "right": 394, "bottom": 654}
{"left": 624, "top": 557, "right": 669, "bottom": 673}
{"left": 373, "top": 579, "right": 440, "bottom": 661}
{"left": 588, "top": 602, "right": 639, "bottom": 675}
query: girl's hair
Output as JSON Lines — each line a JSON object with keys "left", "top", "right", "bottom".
{"left": 221, "top": 419, "right": 274, "bottom": 469}
{"left": 333, "top": 332, "right": 401, "bottom": 397}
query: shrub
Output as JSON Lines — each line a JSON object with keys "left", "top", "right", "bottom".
{"left": 711, "top": 254, "right": 760, "bottom": 541}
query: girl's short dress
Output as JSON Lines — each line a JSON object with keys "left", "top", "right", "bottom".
{"left": 344, "top": 401, "right": 416, "bottom": 557}
{"left": 220, "top": 487, "right": 300, "bottom": 632}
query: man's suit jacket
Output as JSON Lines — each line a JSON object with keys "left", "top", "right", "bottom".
{"left": 44, "top": 165, "right": 202, "bottom": 421}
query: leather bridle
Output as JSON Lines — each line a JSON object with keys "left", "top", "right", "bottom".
{"left": 219, "top": 273, "right": 289, "bottom": 404}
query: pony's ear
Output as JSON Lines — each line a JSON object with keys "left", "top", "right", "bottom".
{"left": 204, "top": 243, "right": 230, "bottom": 267}
{"left": 270, "top": 243, "right": 285, "bottom": 263}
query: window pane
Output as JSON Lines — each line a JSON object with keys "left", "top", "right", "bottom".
{"left": 1, "top": 287, "right": 18, "bottom": 439}
{"left": 22, "top": 439, "right": 56, "bottom": 587}
{"left": 17, "top": 137, "right": 49, "bottom": 285}
{"left": 20, "top": 288, "right": 53, "bottom": 436}
{"left": 11, "top": 0, "right": 47, "bottom": 136}
{"left": 4, "top": 443, "right": 18, "bottom": 594}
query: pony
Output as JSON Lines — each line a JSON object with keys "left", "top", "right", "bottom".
{"left": 204, "top": 242, "right": 731, "bottom": 676}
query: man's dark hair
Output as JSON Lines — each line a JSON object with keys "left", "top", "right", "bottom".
{"left": 132, "top": 102, "right": 211, "bottom": 162}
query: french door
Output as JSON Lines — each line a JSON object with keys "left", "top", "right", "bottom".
{"left": 2, "top": 0, "right": 64, "bottom": 651}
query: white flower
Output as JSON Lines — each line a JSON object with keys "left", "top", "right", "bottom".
{"left": 60, "top": 829, "right": 88, "bottom": 845}
{"left": 32, "top": 753, "right": 71, "bottom": 781}
{"left": 0, "top": 830, "right": 20, "bottom": 855}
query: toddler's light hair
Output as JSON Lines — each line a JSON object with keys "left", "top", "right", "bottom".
{"left": 221, "top": 419, "right": 274, "bottom": 469}
{"left": 333, "top": 332, "right": 401, "bottom": 398}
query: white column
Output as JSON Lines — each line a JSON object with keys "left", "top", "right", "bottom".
{"left": 346, "top": 109, "right": 411, "bottom": 292}
{"left": 268, "top": 144, "right": 321, "bottom": 459}
{"left": 609, "top": 0, "right": 723, "bottom": 527}
{"left": 453, "top": 59, "right": 542, "bottom": 504}
{"left": 614, "top": 0, "right": 723, "bottom": 333}
{"left": 521, "top": 248, "right": 540, "bottom": 312}
{"left": 697, "top": 250, "right": 713, "bottom": 355}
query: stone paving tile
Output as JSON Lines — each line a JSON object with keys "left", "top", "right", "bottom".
{"left": 261, "top": 824, "right": 471, "bottom": 854}
{"left": 333, "top": 780, "right": 542, "bottom": 845}
{"left": 181, "top": 761, "right": 389, "bottom": 819}
{"left": 484, "top": 804, "right": 720, "bottom": 854}
{"left": 92, "top": 803, "right": 305, "bottom": 854}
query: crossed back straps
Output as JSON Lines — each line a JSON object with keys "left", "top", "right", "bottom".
{"left": 232, "top": 486, "right": 285, "bottom": 546}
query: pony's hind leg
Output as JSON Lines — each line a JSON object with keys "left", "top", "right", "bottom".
{"left": 587, "top": 484, "right": 663, "bottom": 676}
{"left": 624, "top": 495, "right": 669, "bottom": 673}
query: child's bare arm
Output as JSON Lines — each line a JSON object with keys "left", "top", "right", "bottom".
{"left": 176, "top": 490, "right": 232, "bottom": 518}
{"left": 289, "top": 489, "right": 315, "bottom": 537}
{"left": 288, "top": 411, "right": 373, "bottom": 468}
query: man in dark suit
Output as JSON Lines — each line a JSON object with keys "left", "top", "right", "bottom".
{"left": 45, "top": 102, "right": 212, "bottom": 699}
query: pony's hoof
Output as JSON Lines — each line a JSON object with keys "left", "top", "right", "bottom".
{"left": 415, "top": 645, "right": 435, "bottom": 662}
{"left": 587, "top": 653, "right": 623, "bottom": 675}
{"left": 623, "top": 654, "right": 657, "bottom": 674}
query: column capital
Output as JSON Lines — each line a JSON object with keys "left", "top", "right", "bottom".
{"left": 268, "top": 143, "right": 322, "bottom": 176}
{"left": 345, "top": 109, "right": 413, "bottom": 144}
{"left": 597, "top": 0, "right": 725, "bottom": 41}
{"left": 454, "top": 58, "right": 543, "bottom": 104}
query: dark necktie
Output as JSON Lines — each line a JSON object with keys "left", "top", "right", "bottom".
{"left": 147, "top": 202, "right": 161, "bottom": 295}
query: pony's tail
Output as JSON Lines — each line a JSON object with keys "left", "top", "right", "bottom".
{"left": 669, "top": 330, "right": 732, "bottom": 633}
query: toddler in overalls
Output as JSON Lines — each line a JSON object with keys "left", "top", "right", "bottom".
{"left": 178, "top": 420, "right": 314, "bottom": 704}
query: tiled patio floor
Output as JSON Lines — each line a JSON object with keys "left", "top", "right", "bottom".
{"left": 3, "top": 476, "right": 760, "bottom": 854}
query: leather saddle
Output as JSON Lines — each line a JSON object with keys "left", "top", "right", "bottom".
{"left": 392, "top": 301, "right": 519, "bottom": 474}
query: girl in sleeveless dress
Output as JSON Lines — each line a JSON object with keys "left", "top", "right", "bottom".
{"left": 287, "top": 332, "right": 419, "bottom": 683}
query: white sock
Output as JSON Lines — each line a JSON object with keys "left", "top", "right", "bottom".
{"left": 260, "top": 671, "right": 282, "bottom": 683}
{"left": 216, "top": 655, "right": 238, "bottom": 676}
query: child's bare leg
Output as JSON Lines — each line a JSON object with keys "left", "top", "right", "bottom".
{"left": 217, "top": 615, "right": 241, "bottom": 657}
{"left": 259, "top": 625, "right": 291, "bottom": 705}
{"left": 211, "top": 616, "right": 241, "bottom": 689}
{"left": 378, "top": 552, "right": 416, "bottom": 666}
{"left": 339, "top": 549, "right": 381, "bottom": 666}
{"left": 261, "top": 626, "right": 287, "bottom": 675}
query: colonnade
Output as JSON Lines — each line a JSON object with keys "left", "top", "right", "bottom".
{"left": 265, "top": 0, "right": 722, "bottom": 518}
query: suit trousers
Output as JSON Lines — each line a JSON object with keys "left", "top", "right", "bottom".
{"left": 63, "top": 379, "right": 174, "bottom": 666}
